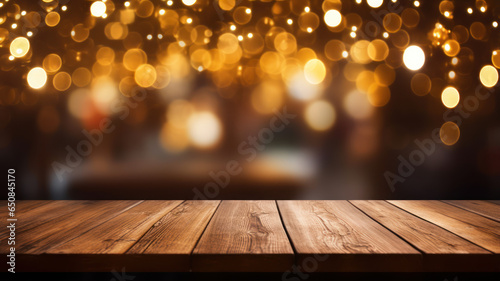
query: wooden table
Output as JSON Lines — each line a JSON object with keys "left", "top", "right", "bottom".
{"left": 1, "top": 200, "right": 499, "bottom": 272}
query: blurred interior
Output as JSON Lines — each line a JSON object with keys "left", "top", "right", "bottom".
{"left": 0, "top": 0, "right": 499, "bottom": 200}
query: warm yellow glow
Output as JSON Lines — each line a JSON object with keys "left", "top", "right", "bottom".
{"left": 324, "top": 10, "right": 342, "bottom": 27}
{"left": 304, "top": 59, "right": 326, "bottom": 84}
{"left": 304, "top": 100, "right": 336, "bottom": 131}
{"left": 27, "top": 67, "right": 48, "bottom": 89}
{"left": 440, "top": 122, "right": 460, "bottom": 146}
{"left": 441, "top": 86, "right": 460, "bottom": 108}
{"left": 53, "top": 72, "right": 72, "bottom": 91}
{"left": 134, "top": 64, "right": 157, "bottom": 88}
{"left": 182, "top": 0, "right": 196, "bottom": 6}
{"left": 343, "top": 90, "right": 373, "bottom": 120}
{"left": 479, "top": 65, "right": 498, "bottom": 88}
{"left": 90, "top": 1, "right": 107, "bottom": 17}
{"left": 467, "top": 8, "right": 473, "bottom": 14}
{"left": 10, "top": 37, "right": 30, "bottom": 58}
{"left": 403, "top": 45, "right": 425, "bottom": 71}
{"left": 367, "top": 0, "right": 383, "bottom": 8}
{"left": 187, "top": 112, "right": 222, "bottom": 149}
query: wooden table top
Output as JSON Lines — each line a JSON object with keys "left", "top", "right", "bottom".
{"left": 1, "top": 200, "right": 499, "bottom": 272}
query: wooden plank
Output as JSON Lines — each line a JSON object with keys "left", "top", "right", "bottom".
{"left": 21, "top": 200, "right": 183, "bottom": 272}
{"left": 192, "top": 200, "right": 294, "bottom": 272}
{"left": 0, "top": 201, "right": 98, "bottom": 251}
{"left": 443, "top": 200, "right": 500, "bottom": 222}
{"left": 351, "top": 200, "right": 498, "bottom": 272}
{"left": 16, "top": 201, "right": 142, "bottom": 255}
{"left": 126, "top": 200, "right": 220, "bottom": 271}
{"left": 47, "top": 201, "right": 183, "bottom": 254}
{"left": 277, "top": 200, "right": 421, "bottom": 272}
{"left": 487, "top": 200, "right": 500, "bottom": 205}
{"left": 388, "top": 200, "right": 500, "bottom": 253}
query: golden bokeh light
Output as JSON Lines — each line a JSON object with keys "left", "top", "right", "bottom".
{"left": 42, "top": 54, "right": 62, "bottom": 74}
{"left": 367, "top": 84, "right": 391, "bottom": 107}
{"left": 492, "top": 51, "right": 500, "bottom": 69}
{"left": 411, "top": 73, "right": 432, "bottom": 96}
{"left": 440, "top": 121, "right": 460, "bottom": 146}
{"left": 53, "top": 72, "right": 72, "bottom": 91}
{"left": 324, "top": 39, "right": 346, "bottom": 61}
{"left": 251, "top": 81, "right": 284, "bottom": 115}
{"left": 45, "top": 12, "right": 60, "bottom": 27}
{"left": 304, "top": 59, "right": 326, "bottom": 85}
{"left": 441, "top": 86, "right": 460, "bottom": 108}
{"left": 343, "top": 90, "right": 373, "bottom": 120}
{"left": 479, "top": 65, "right": 499, "bottom": 88}
{"left": 10, "top": 37, "right": 30, "bottom": 58}
{"left": 403, "top": 45, "right": 425, "bottom": 71}
{"left": 187, "top": 112, "right": 222, "bottom": 149}
{"left": 383, "top": 13, "right": 402, "bottom": 33}
{"left": 367, "top": 39, "right": 389, "bottom": 61}
{"left": 304, "top": 100, "right": 336, "bottom": 131}
{"left": 90, "top": 1, "right": 107, "bottom": 17}
{"left": 72, "top": 67, "right": 92, "bottom": 87}
{"left": 442, "top": 40, "right": 460, "bottom": 57}
{"left": 134, "top": 64, "right": 157, "bottom": 88}
{"left": 367, "top": 0, "right": 383, "bottom": 8}
{"left": 27, "top": 67, "right": 48, "bottom": 89}
{"left": 324, "top": 10, "right": 342, "bottom": 27}
{"left": 123, "top": 48, "right": 148, "bottom": 71}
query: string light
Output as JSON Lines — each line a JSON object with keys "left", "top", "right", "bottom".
{"left": 0, "top": 0, "right": 498, "bottom": 145}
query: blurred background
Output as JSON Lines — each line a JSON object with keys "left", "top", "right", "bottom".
{"left": 0, "top": 0, "right": 499, "bottom": 200}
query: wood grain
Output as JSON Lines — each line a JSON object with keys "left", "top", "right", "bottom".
{"left": 443, "top": 200, "right": 500, "bottom": 222}
{"left": 351, "top": 200, "right": 498, "bottom": 272}
{"left": 126, "top": 200, "right": 220, "bottom": 271}
{"left": 0, "top": 201, "right": 97, "bottom": 252}
{"left": 192, "top": 200, "right": 294, "bottom": 272}
{"left": 16, "top": 201, "right": 142, "bottom": 255}
{"left": 278, "top": 200, "right": 421, "bottom": 272}
{"left": 47, "top": 200, "right": 183, "bottom": 254}
{"left": 388, "top": 200, "right": 500, "bottom": 253}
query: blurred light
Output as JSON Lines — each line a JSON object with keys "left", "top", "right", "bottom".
{"left": 10, "top": 37, "right": 30, "bottom": 58}
{"left": 90, "top": 1, "right": 107, "bottom": 17}
{"left": 61, "top": 6, "right": 67, "bottom": 11}
{"left": 187, "top": 112, "right": 222, "bottom": 149}
{"left": 451, "top": 57, "right": 458, "bottom": 65}
{"left": 304, "top": 59, "right": 326, "bottom": 84}
{"left": 287, "top": 19, "right": 293, "bottom": 25}
{"left": 124, "top": 2, "right": 130, "bottom": 7}
{"left": 493, "top": 22, "right": 498, "bottom": 28}
{"left": 467, "top": 8, "right": 473, "bottom": 14}
{"left": 27, "top": 67, "right": 48, "bottom": 89}
{"left": 343, "top": 90, "right": 373, "bottom": 120}
{"left": 304, "top": 100, "right": 336, "bottom": 131}
{"left": 414, "top": 1, "right": 420, "bottom": 7}
{"left": 182, "top": 0, "right": 196, "bottom": 6}
{"left": 383, "top": 32, "right": 389, "bottom": 38}
{"left": 440, "top": 121, "right": 460, "bottom": 146}
{"left": 441, "top": 86, "right": 460, "bottom": 108}
{"left": 448, "top": 71, "right": 456, "bottom": 79}
{"left": 367, "top": 0, "right": 383, "bottom": 8}
{"left": 479, "top": 65, "right": 498, "bottom": 88}
{"left": 403, "top": 45, "right": 425, "bottom": 71}
{"left": 324, "top": 10, "right": 342, "bottom": 27}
